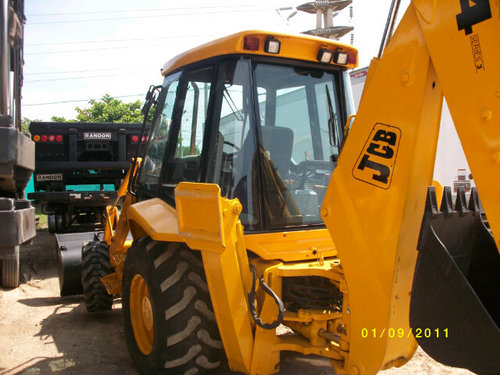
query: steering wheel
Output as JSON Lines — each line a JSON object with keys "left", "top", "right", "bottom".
{"left": 223, "top": 140, "right": 240, "bottom": 151}
{"left": 297, "top": 160, "right": 333, "bottom": 189}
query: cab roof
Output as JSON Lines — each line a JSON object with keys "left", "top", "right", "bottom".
{"left": 161, "top": 30, "right": 358, "bottom": 76}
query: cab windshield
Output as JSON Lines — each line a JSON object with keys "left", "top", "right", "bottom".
{"left": 214, "top": 58, "right": 345, "bottom": 230}
{"left": 137, "top": 56, "right": 347, "bottom": 231}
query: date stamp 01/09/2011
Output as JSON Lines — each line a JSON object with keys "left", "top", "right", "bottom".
{"left": 360, "top": 328, "right": 449, "bottom": 339}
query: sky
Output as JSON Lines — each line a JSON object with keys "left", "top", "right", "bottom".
{"left": 22, "top": 0, "right": 407, "bottom": 121}
{"left": 21, "top": 0, "right": 468, "bottom": 186}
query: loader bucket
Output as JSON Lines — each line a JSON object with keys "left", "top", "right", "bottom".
{"left": 56, "top": 232, "right": 98, "bottom": 296}
{"left": 410, "top": 187, "right": 500, "bottom": 374}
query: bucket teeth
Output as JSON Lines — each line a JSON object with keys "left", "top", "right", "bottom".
{"left": 440, "top": 186, "right": 454, "bottom": 214}
{"left": 425, "top": 186, "right": 439, "bottom": 214}
{"left": 426, "top": 186, "right": 483, "bottom": 216}
{"left": 412, "top": 186, "right": 500, "bottom": 373}
{"left": 454, "top": 187, "right": 468, "bottom": 214}
{"left": 468, "top": 187, "right": 481, "bottom": 213}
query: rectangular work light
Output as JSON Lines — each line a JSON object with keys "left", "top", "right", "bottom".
{"left": 317, "top": 48, "right": 333, "bottom": 64}
{"left": 333, "top": 50, "right": 349, "bottom": 65}
{"left": 264, "top": 36, "right": 281, "bottom": 54}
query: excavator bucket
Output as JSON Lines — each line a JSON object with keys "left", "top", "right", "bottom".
{"left": 410, "top": 186, "right": 500, "bottom": 374}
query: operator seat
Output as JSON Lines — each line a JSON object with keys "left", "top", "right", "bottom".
{"left": 260, "top": 126, "right": 294, "bottom": 178}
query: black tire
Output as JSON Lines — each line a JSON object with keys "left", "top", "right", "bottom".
{"left": 56, "top": 211, "right": 71, "bottom": 233}
{"left": 1, "top": 249, "right": 20, "bottom": 288}
{"left": 122, "top": 238, "right": 224, "bottom": 375}
{"left": 48, "top": 214, "right": 57, "bottom": 233}
{"left": 82, "top": 241, "right": 113, "bottom": 312}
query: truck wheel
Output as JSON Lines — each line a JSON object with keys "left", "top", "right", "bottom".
{"left": 1, "top": 249, "right": 20, "bottom": 288}
{"left": 48, "top": 214, "right": 57, "bottom": 233}
{"left": 122, "top": 238, "right": 224, "bottom": 375}
{"left": 56, "top": 212, "right": 69, "bottom": 233}
{"left": 82, "top": 241, "right": 113, "bottom": 312}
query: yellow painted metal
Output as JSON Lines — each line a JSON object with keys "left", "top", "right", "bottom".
{"left": 175, "top": 183, "right": 226, "bottom": 253}
{"left": 412, "top": 0, "right": 500, "bottom": 250}
{"left": 161, "top": 30, "right": 358, "bottom": 76}
{"left": 244, "top": 229, "right": 336, "bottom": 262}
{"left": 321, "top": 4, "right": 442, "bottom": 374}
{"left": 174, "top": 182, "right": 254, "bottom": 374}
{"left": 127, "top": 198, "right": 182, "bottom": 243}
{"left": 249, "top": 257, "right": 348, "bottom": 374}
{"left": 99, "top": 161, "right": 140, "bottom": 295}
{"left": 129, "top": 273, "right": 154, "bottom": 355}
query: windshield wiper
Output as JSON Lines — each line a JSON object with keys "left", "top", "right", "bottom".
{"left": 325, "top": 84, "right": 337, "bottom": 147}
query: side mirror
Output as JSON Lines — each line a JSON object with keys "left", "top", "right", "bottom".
{"left": 141, "top": 85, "right": 162, "bottom": 116}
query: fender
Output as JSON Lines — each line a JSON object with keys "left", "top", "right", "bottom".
{"left": 128, "top": 198, "right": 182, "bottom": 243}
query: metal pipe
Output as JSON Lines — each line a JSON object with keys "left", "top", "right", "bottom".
{"left": 326, "top": 7, "right": 334, "bottom": 27}
{"left": 377, "top": 0, "right": 402, "bottom": 58}
{"left": 0, "top": 0, "right": 10, "bottom": 116}
{"left": 316, "top": 9, "right": 322, "bottom": 28}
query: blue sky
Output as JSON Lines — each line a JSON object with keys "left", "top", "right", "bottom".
{"left": 22, "top": 0, "right": 406, "bottom": 121}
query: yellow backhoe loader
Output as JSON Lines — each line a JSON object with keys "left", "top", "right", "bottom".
{"left": 71, "top": 1, "right": 499, "bottom": 374}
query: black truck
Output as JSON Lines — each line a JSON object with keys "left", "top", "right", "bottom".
{"left": 28, "top": 122, "right": 147, "bottom": 233}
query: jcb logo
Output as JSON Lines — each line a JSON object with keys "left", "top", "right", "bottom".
{"left": 352, "top": 123, "right": 401, "bottom": 189}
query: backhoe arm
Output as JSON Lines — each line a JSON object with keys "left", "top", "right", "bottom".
{"left": 321, "top": 1, "right": 499, "bottom": 374}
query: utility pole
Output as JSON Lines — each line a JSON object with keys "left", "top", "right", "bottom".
{"left": 297, "top": 0, "right": 353, "bottom": 41}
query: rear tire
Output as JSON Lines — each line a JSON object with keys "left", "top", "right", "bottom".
{"left": 48, "top": 214, "right": 57, "bottom": 233}
{"left": 122, "top": 238, "right": 224, "bottom": 375}
{"left": 82, "top": 241, "right": 113, "bottom": 312}
{"left": 1, "top": 249, "right": 20, "bottom": 288}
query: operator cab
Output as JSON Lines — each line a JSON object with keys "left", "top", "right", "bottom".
{"left": 135, "top": 31, "right": 357, "bottom": 232}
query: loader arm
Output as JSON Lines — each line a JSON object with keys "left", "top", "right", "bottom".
{"left": 321, "top": 1, "right": 500, "bottom": 374}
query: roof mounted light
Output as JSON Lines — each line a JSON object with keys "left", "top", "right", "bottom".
{"left": 243, "top": 36, "right": 260, "bottom": 51}
{"left": 333, "top": 49, "right": 350, "bottom": 65}
{"left": 264, "top": 36, "right": 281, "bottom": 54}
{"left": 317, "top": 48, "right": 333, "bottom": 64}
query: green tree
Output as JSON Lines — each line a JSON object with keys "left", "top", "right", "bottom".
{"left": 21, "top": 117, "right": 41, "bottom": 134}
{"left": 51, "top": 115, "right": 75, "bottom": 122}
{"left": 74, "top": 94, "right": 144, "bottom": 123}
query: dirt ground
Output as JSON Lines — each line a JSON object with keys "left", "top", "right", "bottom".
{"left": 0, "top": 230, "right": 475, "bottom": 375}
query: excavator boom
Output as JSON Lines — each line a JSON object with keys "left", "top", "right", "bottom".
{"left": 321, "top": 0, "right": 499, "bottom": 373}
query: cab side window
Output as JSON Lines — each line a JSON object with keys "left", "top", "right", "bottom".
{"left": 137, "top": 73, "right": 180, "bottom": 195}
{"left": 162, "top": 66, "right": 213, "bottom": 198}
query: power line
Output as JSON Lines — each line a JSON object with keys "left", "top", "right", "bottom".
{"left": 27, "top": 73, "right": 137, "bottom": 83}
{"left": 25, "top": 40, "right": 183, "bottom": 55}
{"left": 25, "top": 33, "right": 220, "bottom": 48}
{"left": 27, "top": 3, "right": 286, "bottom": 17}
{"left": 25, "top": 66, "right": 147, "bottom": 76}
{"left": 24, "top": 94, "right": 145, "bottom": 107}
{"left": 26, "top": 36, "right": 169, "bottom": 47}
{"left": 27, "top": 6, "right": 281, "bottom": 25}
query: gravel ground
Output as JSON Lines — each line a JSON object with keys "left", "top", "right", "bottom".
{"left": 0, "top": 230, "right": 475, "bottom": 375}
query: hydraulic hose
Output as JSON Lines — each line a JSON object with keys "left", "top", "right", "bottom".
{"left": 248, "top": 264, "right": 285, "bottom": 330}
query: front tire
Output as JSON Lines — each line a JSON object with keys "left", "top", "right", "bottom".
{"left": 82, "top": 241, "right": 113, "bottom": 312}
{"left": 122, "top": 238, "right": 224, "bottom": 375}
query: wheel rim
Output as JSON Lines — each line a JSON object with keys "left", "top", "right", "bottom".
{"left": 130, "top": 274, "right": 154, "bottom": 355}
